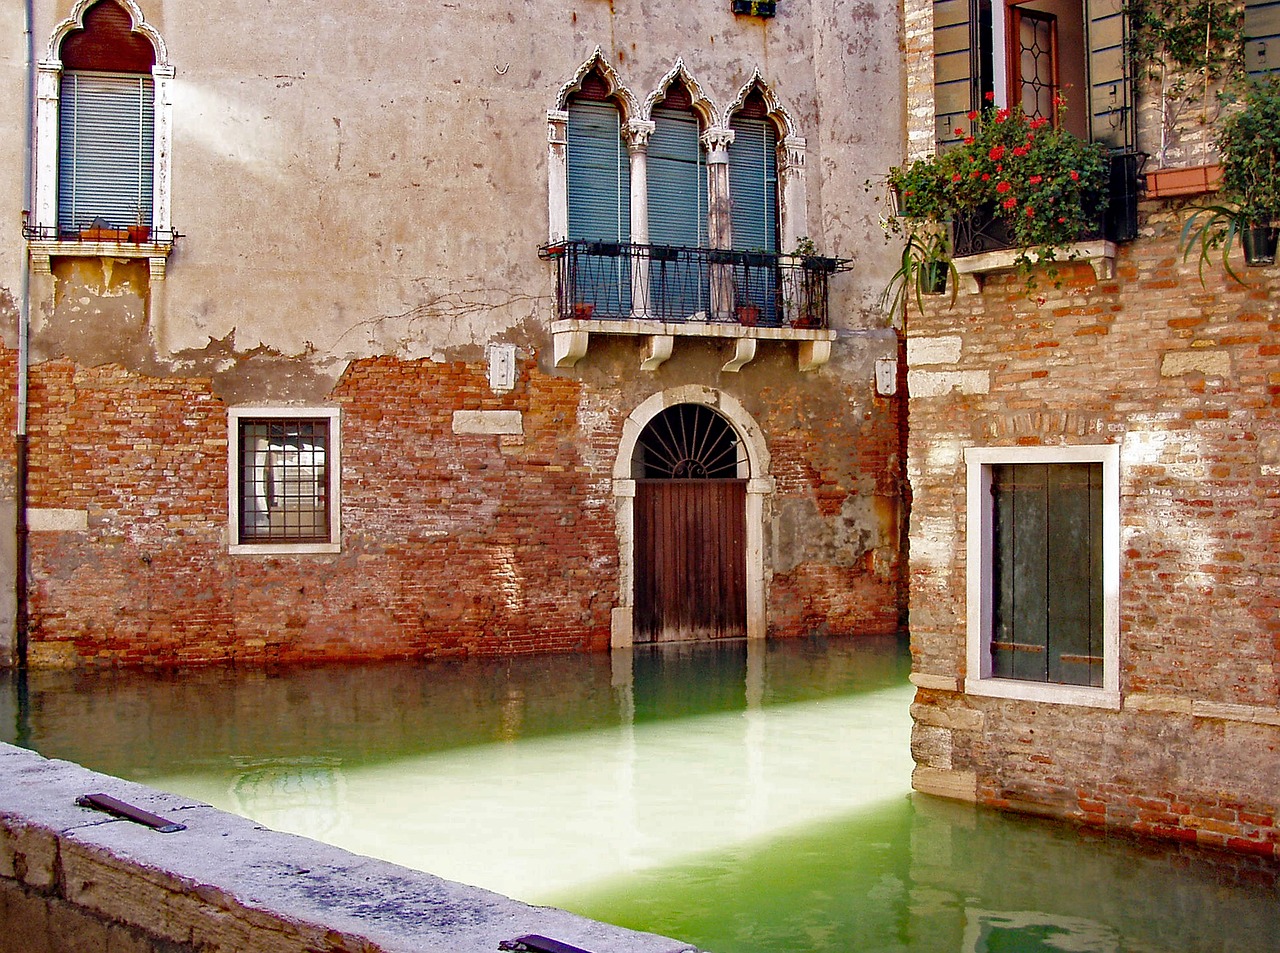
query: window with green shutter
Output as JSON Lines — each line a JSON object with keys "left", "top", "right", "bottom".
{"left": 933, "top": 0, "right": 1134, "bottom": 152}
{"left": 990, "top": 463, "right": 1104, "bottom": 687}
{"left": 566, "top": 88, "right": 632, "bottom": 316}
{"left": 729, "top": 102, "right": 779, "bottom": 323}
{"left": 648, "top": 93, "right": 708, "bottom": 320}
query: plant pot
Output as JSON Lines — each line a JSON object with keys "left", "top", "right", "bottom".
{"left": 919, "top": 260, "right": 949, "bottom": 295}
{"left": 128, "top": 225, "right": 151, "bottom": 243}
{"left": 1143, "top": 164, "right": 1222, "bottom": 199}
{"left": 572, "top": 302, "right": 595, "bottom": 320}
{"left": 1242, "top": 225, "right": 1279, "bottom": 267}
{"left": 735, "top": 304, "right": 761, "bottom": 327}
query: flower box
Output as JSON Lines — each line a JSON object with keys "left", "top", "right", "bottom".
{"left": 1144, "top": 163, "right": 1222, "bottom": 198}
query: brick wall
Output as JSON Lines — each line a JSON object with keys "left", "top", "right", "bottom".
{"left": 14, "top": 352, "right": 904, "bottom": 667}
{"left": 906, "top": 203, "right": 1280, "bottom": 857}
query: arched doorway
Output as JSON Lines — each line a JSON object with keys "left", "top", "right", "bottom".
{"left": 633, "top": 403, "right": 746, "bottom": 643}
{"left": 611, "top": 387, "right": 772, "bottom": 648}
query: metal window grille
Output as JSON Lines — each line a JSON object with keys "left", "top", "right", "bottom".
{"left": 238, "top": 418, "right": 330, "bottom": 543}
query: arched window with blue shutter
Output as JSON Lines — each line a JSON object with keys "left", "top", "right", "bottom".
{"left": 566, "top": 72, "right": 631, "bottom": 316}
{"left": 57, "top": 0, "right": 157, "bottom": 235}
{"left": 648, "top": 86, "right": 708, "bottom": 321}
{"left": 729, "top": 92, "right": 780, "bottom": 324}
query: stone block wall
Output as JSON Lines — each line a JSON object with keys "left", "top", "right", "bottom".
{"left": 905, "top": 202, "right": 1280, "bottom": 857}
{"left": 0, "top": 742, "right": 696, "bottom": 953}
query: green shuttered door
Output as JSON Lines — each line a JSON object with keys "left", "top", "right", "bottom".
{"left": 991, "top": 463, "right": 1103, "bottom": 687}
{"left": 59, "top": 71, "right": 154, "bottom": 232}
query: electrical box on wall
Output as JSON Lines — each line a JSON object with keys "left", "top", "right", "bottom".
{"left": 488, "top": 344, "right": 517, "bottom": 393}
{"left": 875, "top": 356, "right": 898, "bottom": 397}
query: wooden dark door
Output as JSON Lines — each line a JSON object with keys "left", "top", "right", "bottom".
{"left": 635, "top": 479, "right": 747, "bottom": 643}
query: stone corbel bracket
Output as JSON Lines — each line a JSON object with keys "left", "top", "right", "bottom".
{"left": 550, "top": 318, "right": 837, "bottom": 373}
{"left": 952, "top": 240, "right": 1117, "bottom": 295}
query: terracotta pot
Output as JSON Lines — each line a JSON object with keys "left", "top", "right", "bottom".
{"left": 572, "top": 302, "right": 595, "bottom": 320}
{"left": 735, "top": 304, "right": 761, "bottom": 327}
{"left": 1143, "top": 164, "right": 1222, "bottom": 198}
{"left": 128, "top": 225, "right": 151, "bottom": 243}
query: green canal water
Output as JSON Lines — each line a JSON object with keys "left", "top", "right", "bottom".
{"left": 3, "top": 634, "right": 1277, "bottom": 953}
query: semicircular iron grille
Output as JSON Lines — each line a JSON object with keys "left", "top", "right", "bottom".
{"left": 637, "top": 404, "right": 741, "bottom": 479}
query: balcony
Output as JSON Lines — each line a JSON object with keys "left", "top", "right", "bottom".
{"left": 539, "top": 241, "right": 848, "bottom": 372}
{"left": 24, "top": 221, "right": 179, "bottom": 280}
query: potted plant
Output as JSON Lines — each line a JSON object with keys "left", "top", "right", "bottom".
{"left": 128, "top": 206, "right": 151, "bottom": 244}
{"left": 883, "top": 94, "right": 1108, "bottom": 293}
{"left": 1180, "top": 77, "right": 1280, "bottom": 279}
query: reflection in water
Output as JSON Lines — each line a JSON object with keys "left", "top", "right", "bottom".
{"left": 3, "top": 634, "right": 1277, "bottom": 953}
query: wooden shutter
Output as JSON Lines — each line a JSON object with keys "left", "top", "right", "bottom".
{"left": 567, "top": 100, "right": 630, "bottom": 243}
{"left": 934, "top": 0, "right": 977, "bottom": 147}
{"left": 1084, "top": 0, "right": 1135, "bottom": 151}
{"left": 648, "top": 106, "right": 707, "bottom": 248}
{"left": 58, "top": 71, "right": 154, "bottom": 232}
{"left": 728, "top": 114, "right": 779, "bottom": 323}
{"left": 990, "top": 463, "right": 1103, "bottom": 688}
{"left": 648, "top": 106, "right": 708, "bottom": 319}
{"left": 1245, "top": 0, "right": 1280, "bottom": 76}
{"left": 728, "top": 115, "right": 778, "bottom": 254}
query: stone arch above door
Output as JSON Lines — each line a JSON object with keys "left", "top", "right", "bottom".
{"left": 611, "top": 386, "right": 774, "bottom": 647}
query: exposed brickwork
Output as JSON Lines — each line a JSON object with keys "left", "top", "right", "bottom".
{"left": 14, "top": 353, "right": 904, "bottom": 668}
{"left": 907, "top": 204, "right": 1280, "bottom": 858}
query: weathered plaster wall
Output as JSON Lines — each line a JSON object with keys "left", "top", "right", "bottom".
{"left": 4, "top": 1, "right": 910, "bottom": 665}
{"left": 0, "top": 742, "right": 698, "bottom": 953}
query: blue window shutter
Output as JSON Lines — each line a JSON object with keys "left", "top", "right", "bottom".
{"left": 728, "top": 116, "right": 778, "bottom": 253}
{"left": 567, "top": 99, "right": 632, "bottom": 315}
{"left": 648, "top": 107, "right": 706, "bottom": 248}
{"left": 729, "top": 115, "right": 779, "bottom": 323}
{"left": 567, "top": 100, "right": 630, "bottom": 242}
{"left": 648, "top": 107, "right": 707, "bottom": 319}
{"left": 59, "top": 71, "right": 154, "bottom": 232}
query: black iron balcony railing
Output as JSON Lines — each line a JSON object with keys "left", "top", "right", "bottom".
{"left": 23, "top": 222, "right": 181, "bottom": 245}
{"left": 539, "top": 241, "right": 849, "bottom": 330}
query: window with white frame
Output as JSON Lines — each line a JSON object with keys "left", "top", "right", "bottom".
{"left": 228, "top": 409, "right": 341, "bottom": 554}
{"left": 965, "top": 444, "right": 1120, "bottom": 708}
{"left": 33, "top": 0, "right": 173, "bottom": 244}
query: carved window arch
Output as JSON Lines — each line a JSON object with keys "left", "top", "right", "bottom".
{"left": 31, "top": 0, "right": 174, "bottom": 263}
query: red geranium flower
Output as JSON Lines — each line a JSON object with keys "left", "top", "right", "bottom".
{"left": 1003, "top": 197, "right": 1018, "bottom": 210}
{"left": 1028, "top": 174, "right": 1042, "bottom": 185}
{"left": 996, "top": 180, "right": 1012, "bottom": 193}
{"left": 989, "top": 145, "right": 1005, "bottom": 160}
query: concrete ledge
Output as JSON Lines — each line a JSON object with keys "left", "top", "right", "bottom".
{"left": 909, "top": 672, "right": 961, "bottom": 692}
{"left": 0, "top": 743, "right": 698, "bottom": 953}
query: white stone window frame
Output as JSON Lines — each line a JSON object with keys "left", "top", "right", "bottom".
{"left": 964, "top": 443, "right": 1121, "bottom": 709}
{"left": 227, "top": 407, "right": 342, "bottom": 556}
{"left": 30, "top": 0, "right": 174, "bottom": 280}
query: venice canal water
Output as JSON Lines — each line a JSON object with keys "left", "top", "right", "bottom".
{"left": 3, "top": 634, "right": 1277, "bottom": 953}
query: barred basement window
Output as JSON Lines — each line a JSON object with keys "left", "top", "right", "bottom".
{"left": 229, "top": 409, "right": 341, "bottom": 554}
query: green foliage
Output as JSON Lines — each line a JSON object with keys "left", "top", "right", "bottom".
{"left": 877, "top": 229, "right": 957, "bottom": 318}
{"left": 886, "top": 98, "right": 1108, "bottom": 262}
{"left": 1125, "top": 0, "right": 1244, "bottom": 166}
{"left": 1126, "top": 0, "right": 1243, "bottom": 79}
{"left": 1179, "top": 79, "right": 1280, "bottom": 283}
{"left": 1217, "top": 77, "right": 1280, "bottom": 223}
